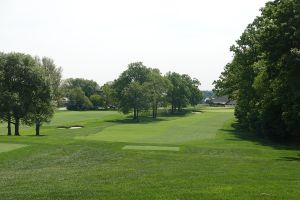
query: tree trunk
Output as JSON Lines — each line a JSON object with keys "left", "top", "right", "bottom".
{"left": 14, "top": 117, "right": 20, "bottom": 136}
{"left": 133, "top": 108, "right": 137, "bottom": 120}
{"left": 155, "top": 103, "right": 158, "bottom": 118}
{"left": 152, "top": 104, "right": 155, "bottom": 118}
{"left": 35, "top": 122, "right": 40, "bottom": 136}
{"left": 7, "top": 113, "right": 11, "bottom": 136}
{"left": 136, "top": 109, "right": 139, "bottom": 122}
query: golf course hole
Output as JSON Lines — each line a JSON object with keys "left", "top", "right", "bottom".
{"left": 123, "top": 145, "right": 180, "bottom": 152}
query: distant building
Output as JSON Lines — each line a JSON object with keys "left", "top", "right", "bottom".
{"left": 209, "top": 96, "right": 236, "bottom": 107}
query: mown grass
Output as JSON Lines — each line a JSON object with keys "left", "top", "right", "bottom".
{"left": 0, "top": 107, "right": 299, "bottom": 200}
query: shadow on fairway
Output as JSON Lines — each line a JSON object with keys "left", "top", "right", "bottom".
{"left": 26, "top": 135, "right": 48, "bottom": 137}
{"left": 105, "top": 117, "right": 168, "bottom": 124}
{"left": 278, "top": 155, "right": 300, "bottom": 162}
{"left": 105, "top": 109, "right": 200, "bottom": 124}
{"left": 222, "top": 122, "right": 300, "bottom": 151}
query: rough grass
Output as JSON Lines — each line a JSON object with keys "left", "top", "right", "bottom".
{"left": 0, "top": 108, "right": 299, "bottom": 200}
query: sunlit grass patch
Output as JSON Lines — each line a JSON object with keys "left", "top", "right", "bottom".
{"left": 0, "top": 143, "right": 28, "bottom": 153}
{"left": 122, "top": 145, "right": 180, "bottom": 151}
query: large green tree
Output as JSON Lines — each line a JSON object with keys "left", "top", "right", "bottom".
{"left": 214, "top": 0, "right": 300, "bottom": 140}
{"left": 24, "top": 67, "right": 54, "bottom": 136}
{"left": 66, "top": 87, "right": 93, "bottom": 111}
{"left": 100, "top": 82, "right": 117, "bottom": 109}
{"left": 145, "top": 69, "right": 171, "bottom": 118}
{"left": 113, "top": 62, "right": 151, "bottom": 121}
{"left": 166, "top": 72, "right": 202, "bottom": 112}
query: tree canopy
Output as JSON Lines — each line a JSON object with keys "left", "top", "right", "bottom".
{"left": 214, "top": 0, "right": 300, "bottom": 140}
{"left": 0, "top": 52, "right": 59, "bottom": 136}
{"left": 113, "top": 62, "right": 202, "bottom": 121}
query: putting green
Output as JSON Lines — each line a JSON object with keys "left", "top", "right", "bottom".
{"left": 0, "top": 143, "right": 28, "bottom": 154}
{"left": 123, "top": 145, "right": 180, "bottom": 151}
{"left": 78, "top": 108, "right": 234, "bottom": 145}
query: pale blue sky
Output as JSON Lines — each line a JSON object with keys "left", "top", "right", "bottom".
{"left": 0, "top": 0, "right": 269, "bottom": 90}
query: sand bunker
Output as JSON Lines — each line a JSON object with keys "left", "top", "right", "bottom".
{"left": 57, "top": 125, "right": 84, "bottom": 130}
{"left": 69, "top": 126, "right": 83, "bottom": 129}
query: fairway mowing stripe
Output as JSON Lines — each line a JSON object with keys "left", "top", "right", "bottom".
{"left": 0, "top": 143, "right": 28, "bottom": 154}
{"left": 122, "top": 145, "right": 180, "bottom": 152}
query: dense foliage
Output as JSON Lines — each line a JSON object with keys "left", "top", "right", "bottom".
{"left": 0, "top": 52, "right": 61, "bottom": 136}
{"left": 113, "top": 62, "right": 202, "bottom": 121}
{"left": 214, "top": 0, "right": 300, "bottom": 140}
{"left": 61, "top": 78, "right": 102, "bottom": 110}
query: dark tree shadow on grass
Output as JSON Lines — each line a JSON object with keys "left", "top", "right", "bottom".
{"left": 105, "top": 116, "right": 168, "bottom": 124}
{"left": 221, "top": 122, "right": 300, "bottom": 151}
{"left": 278, "top": 155, "right": 300, "bottom": 162}
{"left": 106, "top": 109, "right": 200, "bottom": 124}
{"left": 26, "top": 135, "right": 48, "bottom": 137}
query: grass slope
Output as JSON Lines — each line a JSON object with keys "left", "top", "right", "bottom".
{"left": 0, "top": 108, "right": 299, "bottom": 200}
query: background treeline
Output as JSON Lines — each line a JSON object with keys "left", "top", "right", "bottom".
{"left": 0, "top": 52, "right": 62, "bottom": 136}
{"left": 62, "top": 62, "right": 203, "bottom": 122}
{"left": 0, "top": 53, "right": 202, "bottom": 135}
{"left": 214, "top": 0, "right": 300, "bottom": 140}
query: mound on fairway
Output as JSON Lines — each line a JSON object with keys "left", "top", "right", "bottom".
{"left": 78, "top": 108, "right": 234, "bottom": 144}
{"left": 0, "top": 143, "right": 28, "bottom": 154}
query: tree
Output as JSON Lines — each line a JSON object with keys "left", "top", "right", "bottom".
{"left": 144, "top": 69, "right": 171, "bottom": 118}
{"left": 113, "top": 62, "right": 151, "bottom": 121}
{"left": 214, "top": 0, "right": 300, "bottom": 140}
{"left": 0, "top": 52, "right": 12, "bottom": 135}
{"left": 66, "top": 88, "right": 93, "bottom": 110}
{"left": 23, "top": 67, "right": 54, "bottom": 136}
{"left": 188, "top": 78, "right": 203, "bottom": 106}
{"left": 101, "top": 82, "right": 117, "bottom": 109}
{"left": 121, "top": 82, "right": 149, "bottom": 122}
{"left": 35, "top": 56, "right": 62, "bottom": 105}
{"left": 89, "top": 94, "right": 103, "bottom": 109}
{"left": 62, "top": 78, "right": 100, "bottom": 97}
{"left": 4, "top": 53, "right": 43, "bottom": 136}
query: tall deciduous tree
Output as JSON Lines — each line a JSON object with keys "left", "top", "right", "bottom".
{"left": 101, "top": 82, "right": 117, "bottom": 109}
{"left": 113, "top": 62, "right": 151, "bottom": 121}
{"left": 24, "top": 67, "right": 54, "bottom": 136}
{"left": 145, "top": 69, "right": 171, "bottom": 118}
{"left": 214, "top": 0, "right": 300, "bottom": 140}
{"left": 166, "top": 72, "right": 201, "bottom": 112}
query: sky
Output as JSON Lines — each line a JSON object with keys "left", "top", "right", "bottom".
{"left": 0, "top": 0, "right": 269, "bottom": 90}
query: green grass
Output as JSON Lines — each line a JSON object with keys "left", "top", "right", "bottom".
{"left": 122, "top": 145, "right": 180, "bottom": 151}
{"left": 0, "top": 107, "right": 299, "bottom": 199}
{"left": 77, "top": 109, "right": 231, "bottom": 144}
{"left": 0, "top": 143, "right": 28, "bottom": 153}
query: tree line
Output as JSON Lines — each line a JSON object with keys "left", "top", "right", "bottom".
{"left": 0, "top": 53, "right": 202, "bottom": 135}
{"left": 113, "top": 62, "right": 202, "bottom": 121}
{"left": 63, "top": 62, "right": 203, "bottom": 122}
{"left": 214, "top": 0, "right": 300, "bottom": 140}
{"left": 0, "top": 52, "right": 62, "bottom": 136}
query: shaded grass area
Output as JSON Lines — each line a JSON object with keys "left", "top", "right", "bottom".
{"left": 0, "top": 108, "right": 299, "bottom": 199}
